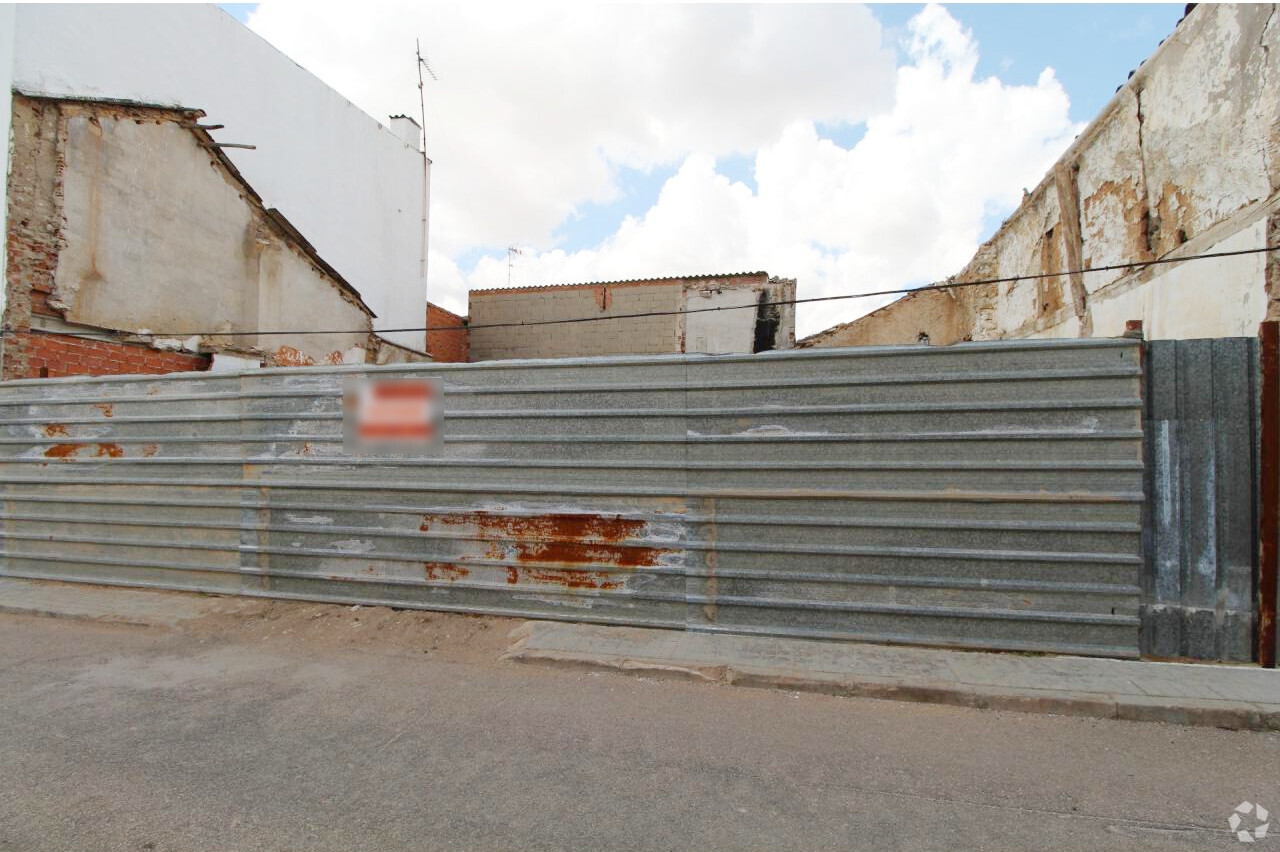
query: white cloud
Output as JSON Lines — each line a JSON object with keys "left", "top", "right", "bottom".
{"left": 248, "top": 3, "right": 1080, "bottom": 338}
{"left": 246, "top": 3, "right": 894, "bottom": 250}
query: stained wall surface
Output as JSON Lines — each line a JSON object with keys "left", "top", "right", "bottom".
{"left": 2, "top": 96, "right": 372, "bottom": 378}
{"left": 469, "top": 274, "right": 795, "bottom": 361}
{"left": 803, "top": 4, "right": 1280, "bottom": 348}
{"left": 3, "top": 4, "right": 428, "bottom": 350}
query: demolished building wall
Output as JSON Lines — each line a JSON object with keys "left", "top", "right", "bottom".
{"left": 468, "top": 273, "right": 796, "bottom": 361}
{"left": 2, "top": 94, "right": 376, "bottom": 379}
{"left": 3, "top": 4, "right": 428, "bottom": 352}
{"left": 802, "top": 4, "right": 1280, "bottom": 348}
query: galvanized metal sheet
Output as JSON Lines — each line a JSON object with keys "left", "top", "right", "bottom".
{"left": 0, "top": 339, "right": 1144, "bottom": 656}
{"left": 1142, "top": 337, "right": 1259, "bottom": 661}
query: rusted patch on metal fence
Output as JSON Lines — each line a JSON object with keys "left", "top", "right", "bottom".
{"left": 506, "top": 566, "right": 622, "bottom": 590}
{"left": 423, "top": 562, "right": 470, "bottom": 582}
{"left": 94, "top": 403, "right": 114, "bottom": 418}
{"left": 43, "top": 442, "right": 124, "bottom": 459}
{"left": 421, "top": 510, "right": 648, "bottom": 543}
{"left": 43, "top": 423, "right": 69, "bottom": 437}
{"left": 421, "top": 510, "right": 672, "bottom": 592}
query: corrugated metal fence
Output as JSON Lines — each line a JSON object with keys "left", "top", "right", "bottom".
{"left": 0, "top": 340, "right": 1145, "bottom": 657}
{"left": 1143, "top": 338, "right": 1259, "bottom": 661}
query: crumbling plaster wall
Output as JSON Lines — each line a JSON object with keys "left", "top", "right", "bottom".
{"left": 7, "top": 4, "right": 428, "bottom": 351}
{"left": 803, "top": 4, "right": 1280, "bottom": 349}
{"left": 3, "top": 96, "right": 372, "bottom": 374}
{"left": 683, "top": 276, "right": 796, "bottom": 354}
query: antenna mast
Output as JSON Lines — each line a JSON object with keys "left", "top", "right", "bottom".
{"left": 507, "top": 247, "right": 524, "bottom": 287}
{"left": 415, "top": 38, "right": 437, "bottom": 153}
{"left": 414, "top": 40, "right": 438, "bottom": 286}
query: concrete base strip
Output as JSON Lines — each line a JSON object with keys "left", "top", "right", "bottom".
{"left": 503, "top": 622, "right": 1280, "bottom": 731}
{"left": 0, "top": 577, "right": 248, "bottom": 628}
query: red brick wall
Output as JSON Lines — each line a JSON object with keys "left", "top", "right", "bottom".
{"left": 4, "top": 332, "right": 210, "bottom": 380}
{"left": 427, "top": 303, "right": 469, "bottom": 363}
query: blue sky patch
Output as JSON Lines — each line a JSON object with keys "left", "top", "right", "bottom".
{"left": 871, "top": 3, "right": 1185, "bottom": 123}
{"left": 551, "top": 163, "right": 677, "bottom": 254}
{"left": 716, "top": 153, "right": 757, "bottom": 193}
{"left": 218, "top": 4, "right": 257, "bottom": 24}
{"left": 816, "top": 121, "right": 868, "bottom": 152}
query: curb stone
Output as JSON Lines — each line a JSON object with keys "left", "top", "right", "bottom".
{"left": 503, "top": 624, "right": 1280, "bottom": 731}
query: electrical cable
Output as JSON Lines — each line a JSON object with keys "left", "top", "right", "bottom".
{"left": 6, "top": 243, "right": 1277, "bottom": 343}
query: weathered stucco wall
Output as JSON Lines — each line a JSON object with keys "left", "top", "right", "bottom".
{"left": 4, "top": 4, "right": 428, "bottom": 351}
{"left": 468, "top": 273, "right": 795, "bottom": 361}
{"left": 2, "top": 95, "right": 373, "bottom": 376}
{"left": 683, "top": 276, "right": 796, "bottom": 354}
{"left": 803, "top": 4, "right": 1280, "bottom": 348}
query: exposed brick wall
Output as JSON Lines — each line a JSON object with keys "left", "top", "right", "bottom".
{"left": 426, "top": 302, "right": 470, "bottom": 363}
{"left": 4, "top": 332, "right": 210, "bottom": 380}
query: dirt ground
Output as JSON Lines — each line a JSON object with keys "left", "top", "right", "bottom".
{"left": 183, "top": 596, "right": 522, "bottom": 664}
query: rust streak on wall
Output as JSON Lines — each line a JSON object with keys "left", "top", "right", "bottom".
{"left": 1053, "top": 163, "right": 1092, "bottom": 335}
{"left": 1258, "top": 320, "right": 1278, "bottom": 668}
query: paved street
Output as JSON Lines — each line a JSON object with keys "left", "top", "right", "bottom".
{"left": 1, "top": 603, "right": 1277, "bottom": 852}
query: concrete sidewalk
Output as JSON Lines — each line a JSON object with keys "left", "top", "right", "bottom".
{"left": 0, "top": 577, "right": 253, "bottom": 627}
{"left": 4, "top": 576, "right": 1277, "bottom": 731}
{"left": 504, "top": 621, "right": 1280, "bottom": 731}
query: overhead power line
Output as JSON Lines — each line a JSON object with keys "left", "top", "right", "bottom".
{"left": 6, "top": 244, "right": 1278, "bottom": 344}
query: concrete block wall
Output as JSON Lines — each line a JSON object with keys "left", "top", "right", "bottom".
{"left": 469, "top": 280, "right": 684, "bottom": 361}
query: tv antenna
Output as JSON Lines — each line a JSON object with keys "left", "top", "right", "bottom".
{"left": 415, "top": 39, "right": 438, "bottom": 153}
{"left": 414, "top": 39, "right": 438, "bottom": 284}
{"left": 507, "top": 247, "right": 525, "bottom": 286}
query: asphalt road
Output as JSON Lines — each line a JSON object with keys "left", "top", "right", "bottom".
{"left": 0, "top": 609, "right": 1276, "bottom": 852}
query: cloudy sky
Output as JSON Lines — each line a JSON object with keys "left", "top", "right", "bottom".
{"left": 225, "top": 2, "right": 1183, "bottom": 338}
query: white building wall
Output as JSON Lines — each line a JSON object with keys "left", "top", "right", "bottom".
{"left": 3, "top": 4, "right": 427, "bottom": 351}
{"left": 683, "top": 287, "right": 759, "bottom": 354}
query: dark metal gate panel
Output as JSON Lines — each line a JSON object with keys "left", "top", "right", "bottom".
{"left": 1143, "top": 338, "right": 1260, "bottom": 661}
{"left": 0, "top": 339, "right": 1144, "bottom": 656}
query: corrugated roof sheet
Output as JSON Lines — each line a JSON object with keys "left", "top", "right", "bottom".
{"left": 470, "top": 271, "right": 769, "bottom": 296}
